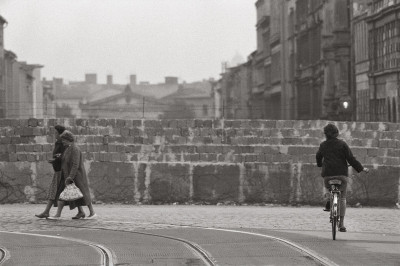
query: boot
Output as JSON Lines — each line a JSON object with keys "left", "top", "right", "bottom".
{"left": 339, "top": 216, "right": 346, "bottom": 232}
{"left": 323, "top": 200, "right": 330, "bottom": 212}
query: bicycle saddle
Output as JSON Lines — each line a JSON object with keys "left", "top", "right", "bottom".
{"left": 328, "top": 180, "right": 342, "bottom": 185}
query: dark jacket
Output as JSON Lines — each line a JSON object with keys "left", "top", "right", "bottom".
{"left": 51, "top": 140, "right": 65, "bottom": 172}
{"left": 316, "top": 138, "right": 364, "bottom": 177}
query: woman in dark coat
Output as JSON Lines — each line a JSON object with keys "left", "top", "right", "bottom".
{"left": 35, "top": 125, "right": 66, "bottom": 218}
{"left": 48, "top": 130, "right": 97, "bottom": 220}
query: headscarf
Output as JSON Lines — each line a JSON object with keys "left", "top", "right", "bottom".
{"left": 60, "top": 130, "right": 74, "bottom": 142}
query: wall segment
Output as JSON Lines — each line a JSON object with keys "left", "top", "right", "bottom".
{"left": 0, "top": 118, "right": 399, "bottom": 206}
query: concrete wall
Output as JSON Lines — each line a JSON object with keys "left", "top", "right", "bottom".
{"left": 0, "top": 118, "right": 399, "bottom": 206}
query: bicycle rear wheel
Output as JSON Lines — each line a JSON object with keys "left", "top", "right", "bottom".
{"left": 332, "top": 215, "right": 337, "bottom": 240}
{"left": 331, "top": 193, "right": 338, "bottom": 240}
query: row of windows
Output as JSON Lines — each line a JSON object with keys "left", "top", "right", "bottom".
{"left": 370, "top": 20, "right": 400, "bottom": 71}
{"left": 371, "top": 0, "right": 398, "bottom": 14}
{"left": 373, "top": 57, "right": 400, "bottom": 70}
{"left": 369, "top": 97, "right": 398, "bottom": 122}
{"left": 375, "top": 42, "right": 400, "bottom": 58}
{"left": 372, "top": 21, "right": 399, "bottom": 42}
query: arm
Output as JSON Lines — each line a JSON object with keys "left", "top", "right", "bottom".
{"left": 343, "top": 142, "right": 364, "bottom": 173}
{"left": 53, "top": 141, "right": 63, "bottom": 157}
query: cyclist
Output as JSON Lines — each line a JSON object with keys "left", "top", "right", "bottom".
{"left": 316, "top": 123, "right": 369, "bottom": 232}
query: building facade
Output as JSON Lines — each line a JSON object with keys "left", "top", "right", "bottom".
{"left": 220, "top": 63, "right": 251, "bottom": 119}
{"left": 161, "top": 80, "right": 214, "bottom": 119}
{"left": 0, "top": 16, "right": 6, "bottom": 118}
{"left": 365, "top": 0, "right": 400, "bottom": 122}
{"left": 3, "top": 51, "right": 43, "bottom": 119}
{"left": 1, "top": 15, "right": 45, "bottom": 119}
{"left": 80, "top": 85, "right": 164, "bottom": 119}
{"left": 353, "top": 1, "right": 371, "bottom": 121}
{"left": 250, "top": 0, "right": 270, "bottom": 119}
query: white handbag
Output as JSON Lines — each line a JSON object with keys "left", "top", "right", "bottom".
{"left": 59, "top": 182, "right": 84, "bottom": 201}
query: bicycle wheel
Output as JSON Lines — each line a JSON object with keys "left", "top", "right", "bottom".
{"left": 331, "top": 193, "right": 338, "bottom": 240}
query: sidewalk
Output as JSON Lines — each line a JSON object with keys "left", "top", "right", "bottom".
{"left": 1, "top": 204, "right": 398, "bottom": 233}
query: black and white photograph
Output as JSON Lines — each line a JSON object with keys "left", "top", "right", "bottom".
{"left": 0, "top": 0, "right": 399, "bottom": 265}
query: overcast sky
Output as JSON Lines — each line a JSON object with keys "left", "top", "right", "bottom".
{"left": 1, "top": 0, "right": 256, "bottom": 84}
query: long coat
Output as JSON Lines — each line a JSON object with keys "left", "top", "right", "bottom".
{"left": 61, "top": 144, "right": 92, "bottom": 206}
{"left": 47, "top": 140, "right": 65, "bottom": 201}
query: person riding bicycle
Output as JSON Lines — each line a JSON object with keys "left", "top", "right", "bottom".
{"left": 316, "top": 123, "right": 369, "bottom": 232}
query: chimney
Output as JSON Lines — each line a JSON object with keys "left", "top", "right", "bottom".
{"left": 165, "top": 76, "right": 178, "bottom": 85}
{"left": 130, "top": 74, "right": 137, "bottom": 87}
{"left": 85, "top": 73, "right": 97, "bottom": 84}
{"left": 107, "top": 75, "right": 113, "bottom": 85}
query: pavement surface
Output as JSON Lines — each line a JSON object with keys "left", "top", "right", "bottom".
{"left": 0, "top": 204, "right": 399, "bottom": 265}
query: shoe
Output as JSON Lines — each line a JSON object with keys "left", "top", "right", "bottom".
{"left": 35, "top": 213, "right": 49, "bottom": 219}
{"left": 85, "top": 213, "right": 98, "bottom": 220}
{"left": 47, "top": 216, "right": 61, "bottom": 220}
{"left": 339, "top": 226, "right": 347, "bottom": 232}
{"left": 72, "top": 213, "right": 86, "bottom": 220}
{"left": 323, "top": 201, "right": 330, "bottom": 212}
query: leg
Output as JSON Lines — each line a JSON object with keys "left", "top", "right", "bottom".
{"left": 87, "top": 203, "right": 95, "bottom": 216}
{"left": 324, "top": 200, "right": 330, "bottom": 211}
{"left": 77, "top": 206, "right": 85, "bottom": 214}
{"left": 323, "top": 178, "right": 331, "bottom": 212}
{"left": 72, "top": 206, "right": 86, "bottom": 219}
{"left": 338, "top": 176, "right": 348, "bottom": 230}
{"left": 85, "top": 203, "right": 97, "bottom": 219}
{"left": 54, "top": 200, "right": 65, "bottom": 217}
{"left": 48, "top": 201, "right": 65, "bottom": 220}
{"left": 35, "top": 200, "right": 54, "bottom": 218}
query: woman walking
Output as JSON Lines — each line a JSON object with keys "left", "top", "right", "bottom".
{"left": 35, "top": 125, "right": 66, "bottom": 218}
{"left": 48, "top": 130, "right": 97, "bottom": 220}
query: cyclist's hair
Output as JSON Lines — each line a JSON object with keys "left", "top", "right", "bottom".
{"left": 323, "top": 123, "right": 339, "bottom": 139}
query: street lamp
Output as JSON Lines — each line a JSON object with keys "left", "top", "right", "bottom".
{"left": 342, "top": 101, "right": 349, "bottom": 110}
{"left": 339, "top": 96, "right": 352, "bottom": 121}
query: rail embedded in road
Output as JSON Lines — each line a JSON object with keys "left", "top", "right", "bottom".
{"left": 0, "top": 231, "right": 114, "bottom": 266}
{"left": 0, "top": 246, "right": 10, "bottom": 265}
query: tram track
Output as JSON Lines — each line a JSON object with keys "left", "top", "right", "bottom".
{"left": 0, "top": 231, "right": 114, "bottom": 266}
{"left": 97, "top": 221, "right": 338, "bottom": 266}
{"left": 0, "top": 220, "right": 338, "bottom": 266}
{"left": 0, "top": 246, "right": 10, "bottom": 265}
{"left": 200, "top": 227, "right": 339, "bottom": 266}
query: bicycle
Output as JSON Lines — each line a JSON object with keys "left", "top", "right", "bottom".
{"left": 327, "top": 179, "right": 342, "bottom": 240}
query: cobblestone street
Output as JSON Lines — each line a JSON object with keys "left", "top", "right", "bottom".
{"left": 1, "top": 204, "right": 399, "bottom": 233}
{"left": 1, "top": 204, "right": 399, "bottom": 265}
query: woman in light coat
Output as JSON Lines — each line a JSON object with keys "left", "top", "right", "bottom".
{"left": 48, "top": 130, "right": 97, "bottom": 220}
